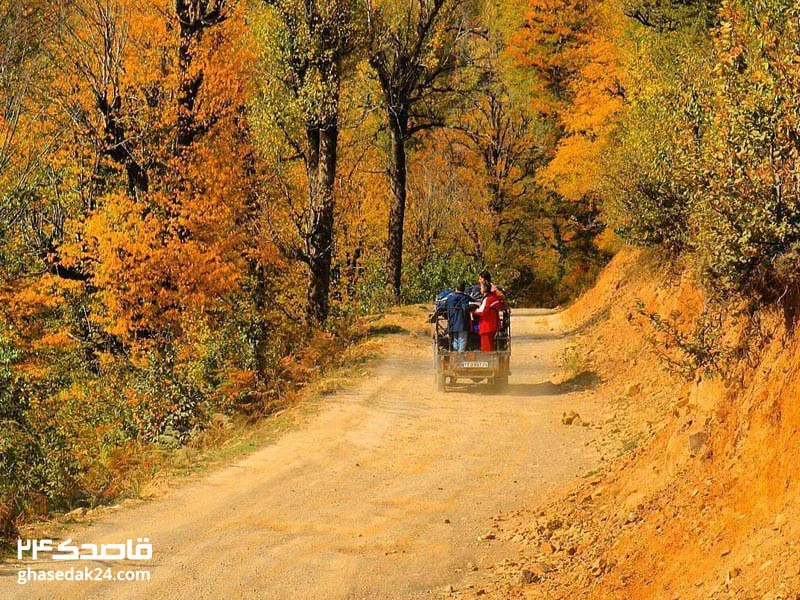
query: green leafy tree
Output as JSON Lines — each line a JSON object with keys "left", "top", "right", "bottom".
{"left": 694, "top": 0, "right": 800, "bottom": 301}
{"left": 254, "top": 0, "right": 362, "bottom": 323}
{"left": 366, "top": 0, "right": 479, "bottom": 300}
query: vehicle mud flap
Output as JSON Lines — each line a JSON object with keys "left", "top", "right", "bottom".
{"left": 436, "top": 371, "right": 447, "bottom": 392}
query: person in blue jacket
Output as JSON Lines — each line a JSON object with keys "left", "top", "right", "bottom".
{"left": 444, "top": 281, "right": 472, "bottom": 352}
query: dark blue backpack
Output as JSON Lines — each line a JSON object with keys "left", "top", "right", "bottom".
{"left": 434, "top": 290, "right": 453, "bottom": 311}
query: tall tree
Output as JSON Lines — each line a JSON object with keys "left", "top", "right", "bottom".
{"left": 366, "top": 0, "right": 477, "bottom": 300}
{"left": 0, "top": 1, "right": 57, "bottom": 279}
{"left": 453, "top": 74, "right": 540, "bottom": 249}
{"left": 257, "top": 0, "right": 360, "bottom": 323}
{"left": 174, "top": 0, "right": 232, "bottom": 150}
{"left": 36, "top": 0, "right": 255, "bottom": 345}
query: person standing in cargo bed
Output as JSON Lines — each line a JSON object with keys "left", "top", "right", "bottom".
{"left": 472, "top": 281, "right": 502, "bottom": 352}
{"left": 478, "top": 270, "right": 507, "bottom": 308}
{"left": 444, "top": 281, "right": 472, "bottom": 352}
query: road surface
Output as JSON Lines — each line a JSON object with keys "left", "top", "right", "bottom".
{"left": 1, "top": 308, "right": 602, "bottom": 600}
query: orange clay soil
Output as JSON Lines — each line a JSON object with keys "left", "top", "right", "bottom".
{"left": 467, "top": 247, "right": 800, "bottom": 600}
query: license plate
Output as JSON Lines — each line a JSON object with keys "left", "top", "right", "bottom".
{"left": 461, "top": 361, "right": 489, "bottom": 369}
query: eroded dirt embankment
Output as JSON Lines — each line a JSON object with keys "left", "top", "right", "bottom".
{"left": 471, "top": 248, "right": 800, "bottom": 600}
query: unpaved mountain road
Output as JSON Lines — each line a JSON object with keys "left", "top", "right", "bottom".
{"left": 1, "top": 308, "right": 603, "bottom": 600}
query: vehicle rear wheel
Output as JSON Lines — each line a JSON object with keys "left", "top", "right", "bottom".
{"left": 494, "top": 374, "right": 508, "bottom": 392}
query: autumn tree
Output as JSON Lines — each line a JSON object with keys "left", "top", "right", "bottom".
{"left": 450, "top": 57, "right": 544, "bottom": 257}
{"left": 255, "top": 0, "right": 360, "bottom": 324}
{"left": 493, "top": 0, "right": 618, "bottom": 301}
{"left": 11, "top": 0, "right": 260, "bottom": 376}
{"left": 0, "top": 2, "right": 48, "bottom": 277}
{"left": 175, "top": 0, "right": 232, "bottom": 149}
{"left": 692, "top": 0, "right": 800, "bottom": 302}
{"left": 0, "top": 2, "right": 44, "bottom": 202}
{"left": 366, "top": 0, "right": 478, "bottom": 300}
{"left": 605, "top": 9, "right": 713, "bottom": 255}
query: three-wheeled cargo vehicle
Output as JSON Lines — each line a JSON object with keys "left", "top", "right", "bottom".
{"left": 430, "top": 297, "right": 511, "bottom": 392}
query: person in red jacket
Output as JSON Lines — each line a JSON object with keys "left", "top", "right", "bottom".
{"left": 472, "top": 281, "right": 502, "bottom": 352}
{"left": 478, "top": 270, "right": 508, "bottom": 309}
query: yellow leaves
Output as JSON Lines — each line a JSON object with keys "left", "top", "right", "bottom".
{"left": 594, "top": 228, "right": 622, "bottom": 254}
{"left": 82, "top": 133, "right": 252, "bottom": 343}
{"left": 541, "top": 133, "right": 608, "bottom": 201}
{"left": 516, "top": 0, "right": 622, "bottom": 202}
{"left": 43, "top": 1, "right": 259, "bottom": 348}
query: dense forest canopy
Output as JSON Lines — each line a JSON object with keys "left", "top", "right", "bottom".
{"left": 1, "top": 0, "right": 798, "bottom": 540}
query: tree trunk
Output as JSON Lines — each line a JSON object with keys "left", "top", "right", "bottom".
{"left": 97, "top": 93, "right": 148, "bottom": 197}
{"left": 306, "top": 127, "right": 320, "bottom": 202}
{"left": 306, "top": 124, "right": 338, "bottom": 324}
{"left": 551, "top": 219, "right": 567, "bottom": 280}
{"left": 385, "top": 112, "right": 408, "bottom": 302}
{"left": 345, "top": 244, "right": 363, "bottom": 298}
{"left": 177, "top": 26, "right": 203, "bottom": 149}
{"left": 251, "top": 261, "right": 271, "bottom": 380}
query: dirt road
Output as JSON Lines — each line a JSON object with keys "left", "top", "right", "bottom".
{"left": 1, "top": 308, "right": 602, "bottom": 600}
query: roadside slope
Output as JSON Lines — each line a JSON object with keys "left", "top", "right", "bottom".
{"left": 472, "top": 248, "right": 800, "bottom": 599}
{"left": 0, "top": 308, "right": 603, "bottom": 600}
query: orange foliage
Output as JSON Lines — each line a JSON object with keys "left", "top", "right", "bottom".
{"left": 21, "top": 0, "right": 262, "bottom": 346}
{"left": 510, "top": 0, "right": 623, "bottom": 203}
{"left": 540, "top": 2, "right": 624, "bottom": 202}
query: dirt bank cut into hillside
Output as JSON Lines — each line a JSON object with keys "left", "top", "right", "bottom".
{"left": 469, "top": 248, "right": 800, "bottom": 600}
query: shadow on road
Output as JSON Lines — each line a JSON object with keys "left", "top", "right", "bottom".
{"left": 449, "top": 371, "right": 601, "bottom": 397}
{"left": 503, "top": 372, "right": 601, "bottom": 397}
{"left": 366, "top": 323, "right": 408, "bottom": 336}
{"left": 511, "top": 332, "right": 568, "bottom": 342}
{"left": 560, "top": 306, "right": 611, "bottom": 337}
